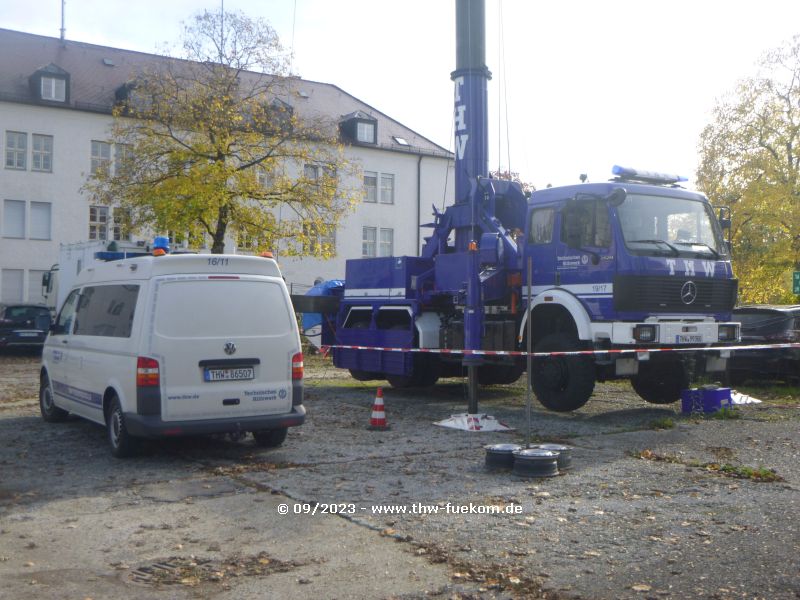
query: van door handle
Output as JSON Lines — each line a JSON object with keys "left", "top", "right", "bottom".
{"left": 61, "top": 339, "right": 68, "bottom": 344}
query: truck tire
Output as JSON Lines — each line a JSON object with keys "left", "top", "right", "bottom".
{"left": 531, "top": 333, "right": 594, "bottom": 412}
{"left": 478, "top": 362, "right": 524, "bottom": 386}
{"left": 631, "top": 361, "right": 688, "bottom": 404}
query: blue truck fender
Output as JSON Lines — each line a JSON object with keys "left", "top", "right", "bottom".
{"left": 517, "top": 288, "right": 593, "bottom": 344}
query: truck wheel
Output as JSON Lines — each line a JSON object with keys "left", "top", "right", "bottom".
{"left": 350, "top": 370, "right": 380, "bottom": 381}
{"left": 252, "top": 428, "right": 288, "bottom": 448}
{"left": 39, "top": 373, "right": 68, "bottom": 422}
{"left": 478, "top": 362, "right": 524, "bottom": 386}
{"left": 631, "top": 361, "right": 688, "bottom": 404}
{"left": 386, "top": 359, "right": 439, "bottom": 388}
{"left": 531, "top": 333, "right": 595, "bottom": 412}
{"left": 106, "top": 395, "right": 139, "bottom": 458}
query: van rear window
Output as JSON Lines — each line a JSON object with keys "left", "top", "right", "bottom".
{"left": 154, "top": 279, "right": 293, "bottom": 338}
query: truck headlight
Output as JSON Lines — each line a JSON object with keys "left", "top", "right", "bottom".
{"left": 718, "top": 324, "right": 739, "bottom": 342}
{"left": 633, "top": 324, "right": 658, "bottom": 343}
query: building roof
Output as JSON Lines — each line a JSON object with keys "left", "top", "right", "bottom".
{"left": 0, "top": 28, "right": 452, "bottom": 159}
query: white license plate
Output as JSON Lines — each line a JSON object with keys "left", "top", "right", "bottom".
{"left": 676, "top": 334, "right": 703, "bottom": 344}
{"left": 204, "top": 367, "right": 254, "bottom": 382}
{"left": 17, "top": 332, "right": 40, "bottom": 337}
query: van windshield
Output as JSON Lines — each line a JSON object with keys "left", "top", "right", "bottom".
{"left": 617, "top": 194, "right": 726, "bottom": 258}
{"left": 154, "top": 279, "right": 293, "bottom": 338}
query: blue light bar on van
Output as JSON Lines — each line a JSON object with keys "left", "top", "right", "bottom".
{"left": 612, "top": 165, "right": 687, "bottom": 185}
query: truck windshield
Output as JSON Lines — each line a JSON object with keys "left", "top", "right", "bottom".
{"left": 617, "top": 194, "right": 725, "bottom": 257}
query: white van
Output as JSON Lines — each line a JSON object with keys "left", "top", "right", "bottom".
{"left": 39, "top": 254, "right": 305, "bottom": 457}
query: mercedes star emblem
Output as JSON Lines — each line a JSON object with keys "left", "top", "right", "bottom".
{"left": 224, "top": 342, "right": 237, "bottom": 355}
{"left": 680, "top": 281, "right": 697, "bottom": 305}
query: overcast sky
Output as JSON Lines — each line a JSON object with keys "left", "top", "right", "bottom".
{"left": 2, "top": 0, "right": 799, "bottom": 189}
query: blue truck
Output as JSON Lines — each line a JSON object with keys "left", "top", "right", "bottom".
{"left": 304, "top": 0, "right": 740, "bottom": 412}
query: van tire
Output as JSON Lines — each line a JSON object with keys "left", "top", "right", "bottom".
{"left": 107, "top": 395, "right": 138, "bottom": 458}
{"left": 40, "top": 374, "right": 68, "bottom": 422}
{"left": 531, "top": 333, "right": 595, "bottom": 412}
{"left": 252, "top": 428, "right": 288, "bottom": 448}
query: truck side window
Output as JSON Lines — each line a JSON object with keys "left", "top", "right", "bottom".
{"left": 529, "top": 208, "right": 555, "bottom": 244}
{"left": 73, "top": 284, "right": 140, "bottom": 338}
{"left": 561, "top": 200, "right": 611, "bottom": 248}
{"left": 53, "top": 289, "right": 80, "bottom": 335}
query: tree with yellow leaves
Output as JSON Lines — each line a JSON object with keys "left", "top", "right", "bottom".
{"left": 86, "top": 10, "right": 359, "bottom": 255}
{"left": 697, "top": 36, "right": 800, "bottom": 303}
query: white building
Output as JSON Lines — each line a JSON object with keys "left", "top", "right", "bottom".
{"left": 0, "top": 28, "right": 453, "bottom": 303}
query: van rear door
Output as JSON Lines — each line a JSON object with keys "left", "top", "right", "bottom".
{"left": 149, "top": 275, "right": 299, "bottom": 422}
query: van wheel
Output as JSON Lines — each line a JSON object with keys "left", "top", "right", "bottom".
{"left": 252, "top": 428, "right": 288, "bottom": 448}
{"left": 107, "top": 396, "right": 138, "bottom": 458}
{"left": 531, "top": 333, "right": 595, "bottom": 412}
{"left": 40, "top": 374, "right": 68, "bottom": 422}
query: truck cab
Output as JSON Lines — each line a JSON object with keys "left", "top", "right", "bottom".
{"left": 522, "top": 168, "right": 739, "bottom": 410}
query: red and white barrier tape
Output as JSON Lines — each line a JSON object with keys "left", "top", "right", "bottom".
{"left": 321, "top": 342, "right": 800, "bottom": 358}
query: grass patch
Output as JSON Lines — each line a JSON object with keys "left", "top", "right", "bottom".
{"left": 632, "top": 449, "right": 784, "bottom": 482}
{"left": 708, "top": 407, "right": 741, "bottom": 420}
{"left": 648, "top": 417, "right": 675, "bottom": 430}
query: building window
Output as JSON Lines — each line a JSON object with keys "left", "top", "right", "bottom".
{"left": 364, "top": 171, "right": 377, "bottom": 202}
{"left": 304, "top": 163, "right": 319, "bottom": 181}
{"left": 303, "top": 223, "right": 335, "bottom": 254}
{"left": 89, "top": 205, "right": 109, "bottom": 240}
{"left": 362, "top": 226, "right": 377, "bottom": 257}
{"left": 5, "top": 131, "right": 26, "bottom": 170}
{"left": 114, "top": 143, "right": 132, "bottom": 176}
{"left": 91, "top": 140, "right": 111, "bottom": 175}
{"left": 30, "top": 201, "right": 51, "bottom": 240}
{"left": 41, "top": 76, "right": 66, "bottom": 102}
{"left": 111, "top": 208, "right": 131, "bottom": 241}
{"left": 31, "top": 134, "right": 53, "bottom": 172}
{"left": 379, "top": 228, "right": 394, "bottom": 257}
{"left": 28, "top": 269, "right": 48, "bottom": 304}
{"left": 255, "top": 166, "right": 270, "bottom": 188}
{"left": 1, "top": 269, "right": 24, "bottom": 303}
{"left": 380, "top": 174, "right": 394, "bottom": 204}
{"left": 2, "top": 200, "right": 25, "bottom": 238}
{"left": 356, "top": 121, "right": 375, "bottom": 143}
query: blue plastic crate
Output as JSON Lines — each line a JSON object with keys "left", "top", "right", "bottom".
{"left": 680, "top": 387, "right": 732, "bottom": 414}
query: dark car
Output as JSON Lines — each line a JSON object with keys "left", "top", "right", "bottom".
{"left": 728, "top": 304, "right": 800, "bottom": 384}
{"left": 0, "top": 303, "right": 52, "bottom": 351}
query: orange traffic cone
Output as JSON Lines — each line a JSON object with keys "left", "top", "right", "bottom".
{"left": 368, "top": 388, "right": 390, "bottom": 431}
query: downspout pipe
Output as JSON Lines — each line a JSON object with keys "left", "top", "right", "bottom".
{"left": 417, "top": 154, "right": 423, "bottom": 253}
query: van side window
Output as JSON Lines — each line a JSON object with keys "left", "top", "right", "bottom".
{"left": 53, "top": 289, "right": 80, "bottom": 334}
{"left": 73, "top": 284, "right": 140, "bottom": 338}
{"left": 561, "top": 199, "right": 611, "bottom": 248}
{"left": 529, "top": 208, "right": 555, "bottom": 244}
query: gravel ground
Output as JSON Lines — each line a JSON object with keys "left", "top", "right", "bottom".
{"left": 0, "top": 351, "right": 798, "bottom": 599}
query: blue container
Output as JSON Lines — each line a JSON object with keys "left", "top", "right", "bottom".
{"left": 680, "top": 387, "right": 732, "bottom": 414}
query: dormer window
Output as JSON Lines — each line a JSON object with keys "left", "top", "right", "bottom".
{"left": 29, "top": 64, "right": 70, "bottom": 104}
{"left": 41, "top": 76, "right": 66, "bottom": 102}
{"left": 357, "top": 121, "right": 375, "bottom": 143}
{"left": 340, "top": 111, "right": 377, "bottom": 145}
